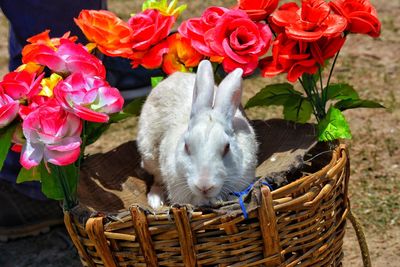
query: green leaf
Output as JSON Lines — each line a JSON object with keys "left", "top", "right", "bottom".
{"left": 109, "top": 96, "right": 147, "bottom": 123}
{"left": 39, "top": 163, "right": 63, "bottom": 200}
{"left": 317, "top": 107, "right": 352, "bottom": 142}
{"left": 334, "top": 99, "right": 385, "bottom": 111}
{"left": 324, "top": 83, "right": 359, "bottom": 101}
{"left": 41, "top": 164, "right": 79, "bottom": 201}
{"left": 16, "top": 165, "right": 42, "bottom": 184}
{"left": 283, "top": 97, "right": 313, "bottom": 123}
{"left": 85, "top": 122, "right": 110, "bottom": 145}
{"left": 151, "top": 76, "right": 164, "bottom": 88}
{"left": 0, "top": 125, "right": 16, "bottom": 171}
{"left": 87, "top": 97, "right": 147, "bottom": 145}
{"left": 108, "top": 112, "right": 130, "bottom": 123}
{"left": 245, "top": 83, "right": 301, "bottom": 109}
{"left": 122, "top": 96, "right": 146, "bottom": 116}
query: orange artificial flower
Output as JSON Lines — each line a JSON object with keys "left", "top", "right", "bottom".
{"left": 16, "top": 62, "right": 44, "bottom": 74}
{"left": 24, "top": 30, "right": 77, "bottom": 51}
{"left": 162, "top": 33, "right": 204, "bottom": 74}
{"left": 22, "top": 30, "right": 77, "bottom": 62}
{"left": 75, "top": 10, "right": 134, "bottom": 58}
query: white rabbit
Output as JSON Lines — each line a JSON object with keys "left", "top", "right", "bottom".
{"left": 137, "top": 60, "right": 258, "bottom": 209}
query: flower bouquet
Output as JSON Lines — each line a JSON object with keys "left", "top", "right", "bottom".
{"left": 0, "top": 31, "right": 138, "bottom": 209}
{"left": 75, "top": 0, "right": 383, "bottom": 143}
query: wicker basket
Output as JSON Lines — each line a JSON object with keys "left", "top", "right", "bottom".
{"left": 64, "top": 121, "right": 354, "bottom": 267}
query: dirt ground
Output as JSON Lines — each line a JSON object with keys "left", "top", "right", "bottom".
{"left": 0, "top": 0, "right": 399, "bottom": 266}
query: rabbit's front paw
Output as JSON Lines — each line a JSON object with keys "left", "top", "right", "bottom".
{"left": 209, "top": 196, "right": 224, "bottom": 206}
{"left": 147, "top": 184, "right": 165, "bottom": 210}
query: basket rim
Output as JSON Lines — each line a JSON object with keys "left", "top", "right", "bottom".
{"left": 68, "top": 143, "right": 348, "bottom": 225}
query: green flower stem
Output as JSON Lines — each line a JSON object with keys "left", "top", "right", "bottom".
{"left": 325, "top": 50, "right": 341, "bottom": 104}
{"left": 308, "top": 73, "right": 325, "bottom": 118}
{"left": 318, "top": 67, "right": 324, "bottom": 108}
{"left": 77, "top": 121, "right": 87, "bottom": 171}
{"left": 298, "top": 77, "right": 321, "bottom": 122}
{"left": 54, "top": 165, "right": 76, "bottom": 210}
{"left": 300, "top": 73, "right": 326, "bottom": 122}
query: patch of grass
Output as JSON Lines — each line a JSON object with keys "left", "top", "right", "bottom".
{"left": 351, "top": 174, "right": 400, "bottom": 229}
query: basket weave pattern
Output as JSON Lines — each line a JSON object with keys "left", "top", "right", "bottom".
{"left": 65, "top": 145, "right": 349, "bottom": 267}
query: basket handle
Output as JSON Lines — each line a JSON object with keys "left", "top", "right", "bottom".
{"left": 347, "top": 209, "right": 372, "bottom": 267}
{"left": 341, "top": 145, "right": 372, "bottom": 267}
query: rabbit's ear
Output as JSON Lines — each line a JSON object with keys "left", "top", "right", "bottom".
{"left": 214, "top": 68, "right": 243, "bottom": 121}
{"left": 191, "top": 60, "right": 215, "bottom": 118}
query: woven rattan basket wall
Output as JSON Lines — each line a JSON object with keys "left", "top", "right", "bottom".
{"left": 63, "top": 121, "right": 353, "bottom": 267}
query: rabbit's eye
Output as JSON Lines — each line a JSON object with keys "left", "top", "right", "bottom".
{"left": 223, "top": 143, "right": 230, "bottom": 157}
{"left": 184, "top": 143, "right": 191, "bottom": 155}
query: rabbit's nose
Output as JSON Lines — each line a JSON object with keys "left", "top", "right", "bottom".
{"left": 195, "top": 184, "right": 215, "bottom": 195}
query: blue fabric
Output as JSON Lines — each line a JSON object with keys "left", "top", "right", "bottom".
{"left": 0, "top": 0, "right": 106, "bottom": 70}
{"left": 104, "top": 56, "right": 163, "bottom": 91}
{"left": 232, "top": 181, "right": 274, "bottom": 219}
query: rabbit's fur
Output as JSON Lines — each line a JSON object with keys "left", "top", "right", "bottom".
{"left": 137, "top": 60, "right": 257, "bottom": 209}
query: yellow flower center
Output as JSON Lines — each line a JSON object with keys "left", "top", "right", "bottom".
{"left": 39, "top": 73, "right": 63, "bottom": 97}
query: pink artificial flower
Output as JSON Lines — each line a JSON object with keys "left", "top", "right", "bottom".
{"left": 18, "top": 95, "right": 50, "bottom": 120}
{"left": 0, "top": 70, "right": 44, "bottom": 101}
{"left": 179, "top": 6, "right": 229, "bottom": 57}
{"left": 206, "top": 10, "right": 273, "bottom": 75}
{"left": 0, "top": 92, "right": 19, "bottom": 128}
{"left": 23, "top": 39, "right": 106, "bottom": 78}
{"left": 20, "top": 100, "right": 82, "bottom": 169}
{"left": 128, "top": 9, "right": 175, "bottom": 68}
{"left": 54, "top": 73, "right": 124, "bottom": 123}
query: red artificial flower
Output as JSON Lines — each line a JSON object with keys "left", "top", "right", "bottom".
{"left": 128, "top": 9, "right": 175, "bottom": 68}
{"left": 11, "top": 125, "right": 24, "bottom": 153}
{"left": 0, "top": 70, "right": 44, "bottom": 101}
{"left": 270, "top": 0, "right": 347, "bottom": 42}
{"left": 260, "top": 34, "right": 318, "bottom": 81}
{"left": 162, "top": 33, "right": 204, "bottom": 74}
{"left": 179, "top": 6, "right": 229, "bottom": 57}
{"left": 329, "top": 0, "right": 381, "bottom": 37}
{"left": 205, "top": 10, "right": 273, "bottom": 76}
{"left": 237, "top": 0, "right": 279, "bottom": 21}
{"left": 260, "top": 33, "right": 345, "bottom": 82}
{"left": 75, "top": 10, "right": 134, "bottom": 58}
{"left": 310, "top": 35, "right": 346, "bottom": 65}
